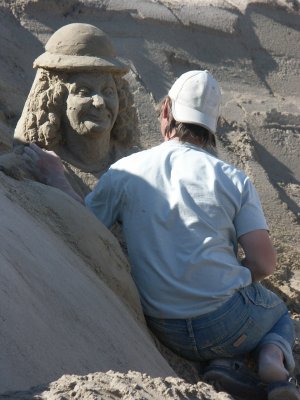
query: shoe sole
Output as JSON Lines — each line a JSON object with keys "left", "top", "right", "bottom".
{"left": 268, "top": 386, "right": 300, "bottom": 400}
{"left": 204, "top": 369, "right": 267, "bottom": 400}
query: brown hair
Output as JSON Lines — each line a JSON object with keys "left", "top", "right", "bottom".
{"left": 160, "top": 96, "right": 216, "bottom": 148}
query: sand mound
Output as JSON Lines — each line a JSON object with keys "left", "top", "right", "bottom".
{"left": 1, "top": 371, "right": 234, "bottom": 400}
{"left": 0, "top": 0, "right": 299, "bottom": 399}
{"left": 0, "top": 172, "right": 176, "bottom": 393}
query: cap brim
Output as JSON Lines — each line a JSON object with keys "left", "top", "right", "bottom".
{"left": 172, "top": 102, "right": 217, "bottom": 134}
{"left": 33, "top": 52, "right": 129, "bottom": 75}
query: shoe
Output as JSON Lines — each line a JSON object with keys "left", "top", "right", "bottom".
{"left": 268, "top": 379, "right": 300, "bottom": 400}
{"left": 203, "top": 358, "right": 267, "bottom": 400}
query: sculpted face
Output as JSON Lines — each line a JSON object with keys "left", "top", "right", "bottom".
{"left": 64, "top": 72, "right": 119, "bottom": 138}
{"left": 14, "top": 24, "right": 131, "bottom": 182}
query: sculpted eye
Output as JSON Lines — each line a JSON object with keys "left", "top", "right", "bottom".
{"left": 76, "top": 87, "right": 90, "bottom": 96}
{"left": 103, "top": 87, "right": 115, "bottom": 97}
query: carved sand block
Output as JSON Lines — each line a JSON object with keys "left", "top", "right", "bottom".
{"left": 14, "top": 23, "right": 139, "bottom": 195}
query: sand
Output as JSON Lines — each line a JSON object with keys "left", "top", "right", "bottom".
{"left": 0, "top": 0, "right": 299, "bottom": 399}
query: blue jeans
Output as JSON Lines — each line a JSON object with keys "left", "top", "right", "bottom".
{"left": 145, "top": 282, "right": 295, "bottom": 372}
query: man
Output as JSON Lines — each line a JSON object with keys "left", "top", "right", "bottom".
{"left": 24, "top": 70, "right": 299, "bottom": 400}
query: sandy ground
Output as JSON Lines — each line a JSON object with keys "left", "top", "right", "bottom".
{"left": 0, "top": 0, "right": 299, "bottom": 399}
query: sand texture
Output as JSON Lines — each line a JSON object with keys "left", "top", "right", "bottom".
{"left": 0, "top": 0, "right": 299, "bottom": 399}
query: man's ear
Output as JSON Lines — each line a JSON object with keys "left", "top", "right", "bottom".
{"left": 162, "top": 99, "right": 169, "bottom": 118}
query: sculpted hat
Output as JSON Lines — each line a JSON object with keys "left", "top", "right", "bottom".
{"left": 168, "top": 70, "right": 221, "bottom": 134}
{"left": 34, "top": 23, "right": 129, "bottom": 74}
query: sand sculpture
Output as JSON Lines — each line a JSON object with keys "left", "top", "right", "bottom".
{"left": 14, "top": 23, "right": 139, "bottom": 195}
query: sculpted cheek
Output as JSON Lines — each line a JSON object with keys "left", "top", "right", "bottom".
{"left": 108, "top": 97, "right": 119, "bottom": 121}
{"left": 67, "top": 95, "right": 90, "bottom": 110}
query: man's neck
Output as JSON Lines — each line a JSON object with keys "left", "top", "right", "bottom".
{"left": 167, "top": 135, "right": 203, "bottom": 148}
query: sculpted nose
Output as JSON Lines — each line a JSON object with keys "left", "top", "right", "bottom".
{"left": 92, "top": 94, "right": 105, "bottom": 108}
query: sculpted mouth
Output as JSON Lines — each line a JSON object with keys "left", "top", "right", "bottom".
{"left": 85, "top": 112, "right": 111, "bottom": 122}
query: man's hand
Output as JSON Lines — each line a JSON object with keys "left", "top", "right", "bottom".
{"left": 23, "top": 143, "right": 65, "bottom": 185}
{"left": 22, "top": 143, "right": 83, "bottom": 204}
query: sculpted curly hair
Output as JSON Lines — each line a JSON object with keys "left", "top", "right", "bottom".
{"left": 14, "top": 68, "right": 139, "bottom": 149}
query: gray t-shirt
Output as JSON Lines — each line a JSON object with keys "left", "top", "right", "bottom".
{"left": 85, "top": 140, "right": 268, "bottom": 318}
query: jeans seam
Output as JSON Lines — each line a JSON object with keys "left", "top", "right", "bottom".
{"left": 186, "top": 319, "right": 200, "bottom": 358}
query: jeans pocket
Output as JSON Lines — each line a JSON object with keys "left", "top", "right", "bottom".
{"left": 208, "top": 316, "right": 257, "bottom": 358}
{"left": 241, "top": 283, "right": 283, "bottom": 309}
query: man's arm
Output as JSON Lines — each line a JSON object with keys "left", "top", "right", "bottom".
{"left": 23, "top": 143, "right": 84, "bottom": 204}
{"left": 238, "top": 229, "right": 277, "bottom": 282}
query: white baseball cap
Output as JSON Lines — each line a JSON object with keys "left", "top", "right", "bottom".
{"left": 168, "top": 70, "right": 221, "bottom": 134}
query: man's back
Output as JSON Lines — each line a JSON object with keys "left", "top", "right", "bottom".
{"left": 86, "top": 140, "right": 268, "bottom": 318}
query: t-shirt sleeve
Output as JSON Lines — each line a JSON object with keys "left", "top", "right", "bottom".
{"left": 84, "top": 170, "right": 122, "bottom": 228}
{"left": 234, "top": 177, "right": 269, "bottom": 238}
